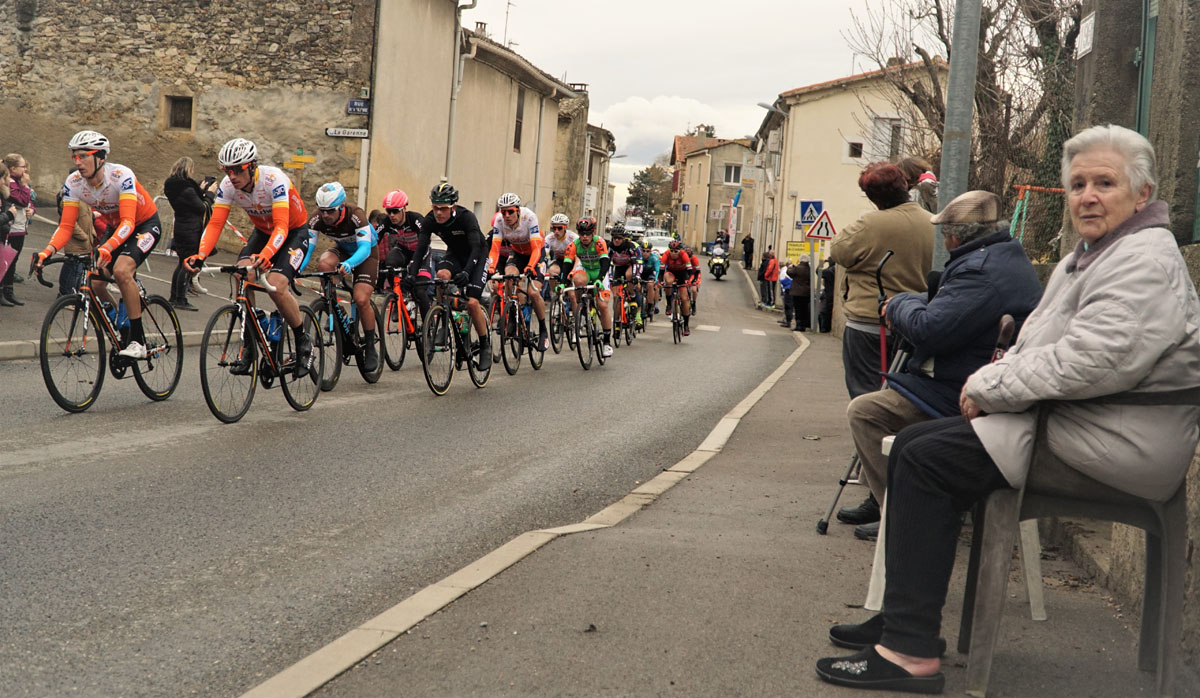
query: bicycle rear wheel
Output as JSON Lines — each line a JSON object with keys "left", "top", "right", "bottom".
{"left": 199, "top": 304, "right": 257, "bottom": 423}
{"left": 487, "top": 295, "right": 504, "bottom": 364}
{"left": 501, "top": 300, "right": 522, "bottom": 375}
{"left": 40, "top": 295, "right": 106, "bottom": 413}
{"left": 356, "top": 300, "right": 384, "bottom": 383}
{"left": 593, "top": 309, "right": 607, "bottom": 366}
{"left": 624, "top": 307, "right": 635, "bottom": 346}
{"left": 382, "top": 293, "right": 407, "bottom": 370}
{"left": 548, "top": 292, "right": 564, "bottom": 354}
{"left": 672, "top": 297, "right": 683, "bottom": 344}
{"left": 575, "top": 298, "right": 593, "bottom": 370}
{"left": 134, "top": 295, "right": 183, "bottom": 401}
{"left": 528, "top": 309, "right": 545, "bottom": 370}
{"left": 421, "top": 305, "right": 454, "bottom": 395}
{"left": 280, "top": 305, "right": 323, "bottom": 411}
{"left": 467, "top": 310, "right": 491, "bottom": 388}
{"left": 310, "top": 298, "right": 343, "bottom": 392}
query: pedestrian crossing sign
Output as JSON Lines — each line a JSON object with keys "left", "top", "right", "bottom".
{"left": 805, "top": 210, "right": 836, "bottom": 240}
{"left": 799, "top": 200, "right": 823, "bottom": 232}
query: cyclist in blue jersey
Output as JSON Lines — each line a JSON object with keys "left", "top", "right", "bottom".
{"left": 639, "top": 240, "right": 661, "bottom": 316}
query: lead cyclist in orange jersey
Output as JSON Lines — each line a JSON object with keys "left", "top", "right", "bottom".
{"left": 184, "top": 138, "right": 315, "bottom": 377}
{"left": 660, "top": 240, "right": 700, "bottom": 336}
{"left": 35, "top": 130, "right": 164, "bottom": 359}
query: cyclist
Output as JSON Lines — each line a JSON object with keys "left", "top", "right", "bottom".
{"left": 639, "top": 239, "right": 661, "bottom": 317}
{"left": 542, "top": 213, "right": 577, "bottom": 285}
{"left": 660, "top": 239, "right": 700, "bottom": 336}
{"left": 560, "top": 217, "right": 613, "bottom": 358}
{"left": 607, "top": 225, "right": 643, "bottom": 327}
{"left": 184, "top": 138, "right": 315, "bottom": 377}
{"left": 308, "top": 182, "right": 381, "bottom": 373}
{"left": 34, "top": 131, "right": 164, "bottom": 359}
{"left": 378, "top": 189, "right": 432, "bottom": 322}
{"left": 413, "top": 182, "right": 490, "bottom": 370}
{"left": 487, "top": 192, "right": 549, "bottom": 350}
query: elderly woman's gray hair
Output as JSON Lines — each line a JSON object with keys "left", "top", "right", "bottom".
{"left": 1060, "top": 124, "right": 1157, "bottom": 201}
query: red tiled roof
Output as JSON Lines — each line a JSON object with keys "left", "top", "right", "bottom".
{"left": 779, "top": 58, "right": 948, "bottom": 100}
{"left": 671, "top": 135, "right": 722, "bottom": 165}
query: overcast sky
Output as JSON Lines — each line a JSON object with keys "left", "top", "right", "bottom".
{"left": 463, "top": 0, "right": 876, "bottom": 204}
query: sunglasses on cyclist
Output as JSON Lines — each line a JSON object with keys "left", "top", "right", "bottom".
{"left": 70, "top": 150, "right": 100, "bottom": 162}
{"left": 386, "top": 207, "right": 403, "bottom": 214}
{"left": 501, "top": 207, "right": 519, "bottom": 215}
{"left": 432, "top": 205, "right": 454, "bottom": 213}
{"left": 222, "top": 163, "right": 253, "bottom": 175}
{"left": 318, "top": 207, "right": 340, "bottom": 214}
{"left": 551, "top": 225, "right": 566, "bottom": 231}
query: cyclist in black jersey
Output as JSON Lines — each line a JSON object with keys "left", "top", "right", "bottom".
{"left": 413, "top": 183, "right": 490, "bottom": 370}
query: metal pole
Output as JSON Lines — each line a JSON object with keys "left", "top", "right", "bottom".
{"left": 933, "top": 0, "right": 982, "bottom": 269}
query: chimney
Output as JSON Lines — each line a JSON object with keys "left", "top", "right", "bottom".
{"left": 475, "top": 21, "right": 488, "bottom": 37}
{"left": 886, "top": 56, "right": 905, "bottom": 67}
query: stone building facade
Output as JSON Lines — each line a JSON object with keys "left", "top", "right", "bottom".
{"left": 677, "top": 139, "right": 754, "bottom": 250}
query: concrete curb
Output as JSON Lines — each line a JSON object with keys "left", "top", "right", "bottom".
{"left": 737, "top": 263, "right": 783, "bottom": 315}
{"left": 238, "top": 332, "right": 811, "bottom": 698}
{"left": 1, "top": 331, "right": 207, "bottom": 362}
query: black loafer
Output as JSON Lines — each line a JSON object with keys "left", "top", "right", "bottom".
{"left": 855, "top": 521, "right": 880, "bottom": 541}
{"left": 816, "top": 646, "right": 945, "bottom": 694}
{"left": 837, "top": 493, "right": 881, "bottom": 525}
{"left": 830, "top": 614, "right": 947, "bottom": 656}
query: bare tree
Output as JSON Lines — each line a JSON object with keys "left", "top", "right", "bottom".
{"left": 845, "top": 0, "right": 1080, "bottom": 260}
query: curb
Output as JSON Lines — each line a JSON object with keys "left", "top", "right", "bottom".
{"left": 737, "top": 264, "right": 783, "bottom": 315}
{"left": 239, "top": 333, "right": 811, "bottom": 698}
{"left": 1, "top": 331, "right": 207, "bottom": 362}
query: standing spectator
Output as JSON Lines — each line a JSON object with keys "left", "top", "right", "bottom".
{"left": 1, "top": 154, "right": 33, "bottom": 305}
{"left": 829, "top": 162, "right": 932, "bottom": 398}
{"left": 818, "top": 258, "right": 835, "bottom": 332}
{"left": 760, "top": 249, "right": 779, "bottom": 307}
{"left": 778, "top": 259, "right": 794, "bottom": 327}
{"left": 163, "top": 156, "right": 215, "bottom": 311}
{"left": 740, "top": 230, "right": 754, "bottom": 269}
{"left": 0, "top": 163, "right": 16, "bottom": 304}
{"left": 788, "top": 257, "right": 811, "bottom": 331}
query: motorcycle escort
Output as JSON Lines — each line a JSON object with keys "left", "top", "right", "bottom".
{"left": 708, "top": 245, "right": 729, "bottom": 280}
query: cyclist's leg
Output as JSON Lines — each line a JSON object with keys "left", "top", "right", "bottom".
{"left": 352, "top": 254, "right": 379, "bottom": 332}
{"left": 112, "top": 216, "right": 162, "bottom": 349}
{"left": 465, "top": 256, "right": 490, "bottom": 337}
{"left": 316, "top": 249, "right": 341, "bottom": 273}
{"left": 263, "top": 225, "right": 311, "bottom": 334}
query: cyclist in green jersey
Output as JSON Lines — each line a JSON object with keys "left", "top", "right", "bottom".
{"left": 560, "top": 217, "right": 614, "bottom": 358}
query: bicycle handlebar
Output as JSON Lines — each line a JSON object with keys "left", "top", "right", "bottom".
{"left": 216, "top": 264, "right": 278, "bottom": 293}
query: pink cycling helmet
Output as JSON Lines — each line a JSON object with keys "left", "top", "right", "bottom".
{"left": 382, "top": 190, "right": 409, "bottom": 209}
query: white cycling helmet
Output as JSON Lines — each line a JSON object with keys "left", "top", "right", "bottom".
{"left": 315, "top": 182, "right": 347, "bottom": 210}
{"left": 549, "top": 213, "right": 570, "bottom": 226}
{"left": 217, "top": 138, "right": 258, "bottom": 168}
{"left": 497, "top": 192, "right": 521, "bottom": 208}
{"left": 68, "top": 130, "right": 110, "bottom": 155}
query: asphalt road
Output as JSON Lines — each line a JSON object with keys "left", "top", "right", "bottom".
{"left": 0, "top": 270, "right": 797, "bottom": 697}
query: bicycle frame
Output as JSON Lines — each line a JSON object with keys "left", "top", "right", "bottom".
{"left": 227, "top": 270, "right": 285, "bottom": 377}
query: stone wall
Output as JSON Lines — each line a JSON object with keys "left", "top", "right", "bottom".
{"left": 554, "top": 96, "right": 589, "bottom": 222}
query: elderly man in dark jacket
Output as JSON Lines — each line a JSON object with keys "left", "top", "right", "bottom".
{"left": 835, "top": 191, "right": 1043, "bottom": 539}
{"left": 787, "top": 257, "right": 811, "bottom": 331}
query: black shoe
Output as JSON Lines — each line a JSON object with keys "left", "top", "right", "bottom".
{"left": 172, "top": 299, "right": 199, "bottom": 312}
{"left": 476, "top": 336, "right": 490, "bottom": 371}
{"left": 837, "top": 493, "right": 881, "bottom": 525}
{"left": 854, "top": 521, "right": 880, "bottom": 541}
{"left": 294, "top": 332, "right": 314, "bottom": 379}
{"left": 2, "top": 288, "right": 23, "bottom": 306}
{"left": 13, "top": 271, "right": 23, "bottom": 283}
{"left": 816, "top": 646, "right": 945, "bottom": 694}
{"left": 362, "top": 337, "right": 379, "bottom": 373}
{"left": 229, "top": 348, "right": 254, "bottom": 376}
{"left": 0, "top": 293, "right": 12, "bottom": 307}
{"left": 829, "top": 614, "right": 948, "bottom": 656}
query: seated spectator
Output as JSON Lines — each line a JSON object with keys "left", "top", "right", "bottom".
{"left": 816, "top": 124, "right": 1200, "bottom": 693}
{"left": 835, "top": 190, "right": 1043, "bottom": 540}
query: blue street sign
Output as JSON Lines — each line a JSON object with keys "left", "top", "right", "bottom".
{"left": 682, "top": 203, "right": 690, "bottom": 211}
{"left": 799, "top": 200, "right": 823, "bottom": 232}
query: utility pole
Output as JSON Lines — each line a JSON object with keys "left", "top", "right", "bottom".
{"left": 933, "top": 0, "right": 982, "bottom": 269}
{"left": 503, "top": 1, "right": 516, "bottom": 46}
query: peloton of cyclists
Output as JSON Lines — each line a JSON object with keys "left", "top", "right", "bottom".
{"left": 35, "top": 131, "right": 164, "bottom": 359}
{"left": 560, "top": 216, "right": 614, "bottom": 358}
{"left": 659, "top": 239, "right": 701, "bottom": 336}
{"left": 412, "top": 182, "right": 491, "bottom": 370}
{"left": 184, "top": 137, "right": 315, "bottom": 377}
{"left": 308, "top": 181, "right": 382, "bottom": 373}
{"left": 487, "top": 192, "right": 549, "bottom": 350}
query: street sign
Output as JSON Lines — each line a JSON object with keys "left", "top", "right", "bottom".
{"left": 682, "top": 203, "right": 690, "bottom": 211}
{"left": 326, "top": 127, "right": 368, "bottom": 138}
{"left": 805, "top": 210, "right": 836, "bottom": 240}
{"left": 711, "top": 209, "right": 722, "bottom": 219}
{"left": 785, "top": 240, "right": 808, "bottom": 260}
{"left": 347, "top": 98, "right": 370, "bottom": 115}
{"left": 799, "top": 200, "right": 823, "bottom": 233}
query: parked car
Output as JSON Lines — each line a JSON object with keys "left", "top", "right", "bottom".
{"left": 644, "top": 235, "right": 673, "bottom": 257}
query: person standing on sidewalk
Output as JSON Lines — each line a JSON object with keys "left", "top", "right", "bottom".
{"left": 788, "top": 256, "right": 811, "bottom": 331}
{"left": 164, "top": 156, "right": 216, "bottom": 311}
{"left": 778, "top": 259, "right": 793, "bottom": 327}
{"left": 818, "top": 258, "right": 835, "bottom": 333}
{"left": 836, "top": 191, "right": 1042, "bottom": 541}
{"left": 760, "top": 249, "right": 779, "bottom": 307}
{"left": 0, "top": 154, "right": 34, "bottom": 306}
{"left": 741, "top": 230, "right": 754, "bottom": 269}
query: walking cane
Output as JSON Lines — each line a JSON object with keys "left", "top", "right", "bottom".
{"left": 874, "top": 250, "right": 894, "bottom": 385}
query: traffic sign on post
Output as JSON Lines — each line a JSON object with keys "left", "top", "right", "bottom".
{"left": 799, "top": 200, "right": 823, "bottom": 233}
{"left": 805, "top": 210, "right": 836, "bottom": 240}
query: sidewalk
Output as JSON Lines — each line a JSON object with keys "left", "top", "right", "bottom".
{"left": 263, "top": 333, "right": 1159, "bottom": 697}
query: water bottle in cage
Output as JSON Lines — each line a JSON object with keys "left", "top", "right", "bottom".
{"left": 522, "top": 304, "right": 531, "bottom": 324}
{"left": 452, "top": 310, "right": 469, "bottom": 335}
{"left": 254, "top": 308, "right": 269, "bottom": 338}
{"left": 266, "top": 310, "right": 283, "bottom": 342}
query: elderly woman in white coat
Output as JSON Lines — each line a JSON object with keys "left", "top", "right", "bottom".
{"left": 816, "top": 123, "right": 1200, "bottom": 694}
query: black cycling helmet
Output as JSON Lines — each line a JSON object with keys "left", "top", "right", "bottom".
{"left": 430, "top": 182, "right": 459, "bottom": 205}
{"left": 576, "top": 217, "right": 597, "bottom": 234}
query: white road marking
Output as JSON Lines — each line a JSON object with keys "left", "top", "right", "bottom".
{"left": 695, "top": 325, "right": 720, "bottom": 332}
{"left": 742, "top": 329, "right": 767, "bottom": 336}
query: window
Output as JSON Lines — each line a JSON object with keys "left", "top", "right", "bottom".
{"left": 166, "top": 95, "right": 193, "bottom": 130}
{"left": 723, "top": 164, "right": 741, "bottom": 184}
{"left": 888, "top": 121, "right": 903, "bottom": 160}
{"left": 848, "top": 142, "right": 864, "bottom": 158}
{"left": 513, "top": 85, "right": 525, "bottom": 152}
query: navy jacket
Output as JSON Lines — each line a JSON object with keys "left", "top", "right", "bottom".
{"left": 884, "top": 228, "right": 1043, "bottom": 418}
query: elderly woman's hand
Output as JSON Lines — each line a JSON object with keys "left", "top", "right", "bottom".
{"left": 959, "top": 385, "right": 982, "bottom": 420}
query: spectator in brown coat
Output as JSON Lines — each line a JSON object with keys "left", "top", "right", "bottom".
{"left": 788, "top": 257, "right": 811, "bottom": 331}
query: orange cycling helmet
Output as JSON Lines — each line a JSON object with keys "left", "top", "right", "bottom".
{"left": 576, "top": 217, "right": 597, "bottom": 234}
{"left": 382, "top": 190, "right": 408, "bottom": 209}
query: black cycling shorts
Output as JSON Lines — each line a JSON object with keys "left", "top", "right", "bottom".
{"left": 437, "top": 254, "right": 488, "bottom": 300}
{"left": 238, "top": 224, "right": 311, "bottom": 281}
{"left": 105, "top": 213, "right": 163, "bottom": 266}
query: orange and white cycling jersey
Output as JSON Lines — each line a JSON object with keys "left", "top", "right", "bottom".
{"left": 488, "top": 206, "right": 544, "bottom": 269}
{"left": 48, "top": 163, "right": 157, "bottom": 252}
{"left": 211, "top": 165, "right": 307, "bottom": 234}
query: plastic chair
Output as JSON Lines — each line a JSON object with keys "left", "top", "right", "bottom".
{"left": 959, "top": 409, "right": 1189, "bottom": 698}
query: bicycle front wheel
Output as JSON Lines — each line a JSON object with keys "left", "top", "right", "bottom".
{"left": 501, "top": 300, "right": 522, "bottom": 376}
{"left": 467, "top": 310, "right": 491, "bottom": 388}
{"left": 672, "top": 298, "right": 683, "bottom": 344}
{"left": 382, "top": 293, "right": 407, "bottom": 371}
{"left": 575, "top": 299, "right": 593, "bottom": 370}
{"left": 421, "top": 305, "right": 454, "bottom": 395}
{"left": 624, "top": 305, "right": 636, "bottom": 346}
{"left": 592, "top": 308, "right": 607, "bottom": 366}
{"left": 199, "top": 304, "right": 257, "bottom": 423}
{"left": 548, "top": 292, "right": 564, "bottom": 354}
{"left": 487, "top": 295, "right": 504, "bottom": 364}
{"left": 310, "top": 298, "right": 343, "bottom": 392}
{"left": 356, "top": 299, "right": 384, "bottom": 384}
{"left": 528, "top": 310, "right": 545, "bottom": 370}
{"left": 134, "top": 295, "right": 183, "bottom": 401}
{"left": 40, "top": 295, "right": 106, "bottom": 413}
{"left": 280, "top": 305, "right": 323, "bottom": 411}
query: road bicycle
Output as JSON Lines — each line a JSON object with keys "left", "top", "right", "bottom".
{"left": 564, "top": 282, "right": 607, "bottom": 370}
{"left": 662, "top": 282, "right": 690, "bottom": 345}
{"left": 378, "top": 264, "right": 424, "bottom": 371}
{"left": 491, "top": 272, "right": 545, "bottom": 375}
{"left": 637, "top": 278, "right": 656, "bottom": 326}
{"left": 197, "top": 265, "right": 323, "bottom": 423}
{"left": 610, "top": 277, "right": 641, "bottom": 347}
{"left": 546, "top": 281, "right": 577, "bottom": 354}
{"left": 419, "top": 278, "right": 491, "bottom": 395}
{"left": 300, "top": 269, "right": 385, "bottom": 391}
{"left": 35, "top": 254, "right": 183, "bottom": 413}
